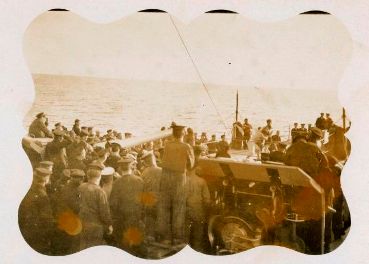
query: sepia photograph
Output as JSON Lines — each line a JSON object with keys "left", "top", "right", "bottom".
{"left": 19, "top": 8, "right": 352, "bottom": 259}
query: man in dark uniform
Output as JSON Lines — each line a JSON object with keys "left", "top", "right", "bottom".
{"left": 242, "top": 118, "right": 253, "bottom": 149}
{"left": 157, "top": 125, "right": 195, "bottom": 246}
{"left": 53, "top": 169, "right": 85, "bottom": 254}
{"left": 299, "top": 123, "right": 307, "bottom": 133}
{"left": 284, "top": 133, "right": 329, "bottom": 254}
{"left": 271, "top": 130, "right": 281, "bottom": 142}
{"left": 186, "top": 146, "right": 211, "bottom": 252}
{"left": 216, "top": 134, "right": 231, "bottom": 158}
{"left": 100, "top": 167, "right": 115, "bottom": 200}
{"left": 140, "top": 152, "right": 162, "bottom": 241}
{"left": 285, "top": 133, "right": 328, "bottom": 179}
{"left": 78, "top": 169, "right": 113, "bottom": 250}
{"left": 72, "top": 119, "right": 81, "bottom": 136}
{"left": 110, "top": 157, "right": 144, "bottom": 255}
{"left": 325, "top": 113, "right": 334, "bottom": 130}
{"left": 66, "top": 135, "right": 92, "bottom": 171}
{"left": 28, "top": 112, "right": 53, "bottom": 138}
{"left": 44, "top": 129, "right": 72, "bottom": 187}
{"left": 261, "top": 119, "right": 273, "bottom": 143}
{"left": 308, "top": 127, "right": 324, "bottom": 144}
{"left": 105, "top": 143, "right": 121, "bottom": 171}
{"left": 315, "top": 113, "right": 326, "bottom": 130}
{"left": 291, "top": 122, "right": 299, "bottom": 140}
{"left": 18, "top": 167, "right": 55, "bottom": 254}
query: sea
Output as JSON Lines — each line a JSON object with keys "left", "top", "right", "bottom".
{"left": 24, "top": 74, "right": 343, "bottom": 140}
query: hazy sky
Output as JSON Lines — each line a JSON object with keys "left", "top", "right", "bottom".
{"left": 24, "top": 12, "right": 352, "bottom": 90}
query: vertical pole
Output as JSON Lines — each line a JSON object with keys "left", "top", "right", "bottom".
{"left": 342, "top": 108, "right": 346, "bottom": 130}
{"left": 321, "top": 191, "right": 326, "bottom": 254}
{"left": 236, "top": 90, "right": 239, "bottom": 123}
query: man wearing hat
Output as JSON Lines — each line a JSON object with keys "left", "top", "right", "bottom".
{"left": 105, "top": 143, "right": 121, "bottom": 171}
{"left": 299, "top": 123, "right": 307, "bottom": 133}
{"left": 291, "top": 122, "right": 299, "bottom": 140}
{"left": 73, "top": 119, "right": 81, "bottom": 136}
{"left": 100, "top": 167, "right": 115, "bottom": 200}
{"left": 285, "top": 130, "right": 332, "bottom": 254}
{"left": 78, "top": 169, "right": 113, "bottom": 250}
{"left": 39, "top": 160, "right": 54, "bottom": 172}
{"left": 53, "top": 169, "right": 85, "bottom": 254}
{"left": 261, "top": 119, "right": 273, "bottom": 141}
{"left": 315, "top": 113, "right": 327, "bottom": 131}
{"left": 216, "top": 134, "right": 231, "bottom": 158}
{"left": 157, "top": 124, "right": 195, "bottom": 246}
{"left": 242, "top": 118, "right": 253, "bottom": 149}
{"left": 19, "top": 167, "right": 55, "bottom": 254}
{"left": 87, "top": 160, "right": 105, "bottom": 171}
{"left": 54, "top": 122, "right": 63, "bottom": 131}
{"left": 140, "top": 151, "right": 162, "bottom": 240}
{"left": 58, "top": 169, "right": 85, "bottom": 216}
{"left": 45, "top": 129, "right": 73, "bottom": 188}
{"left": 308, "top": 127, "right": 324, "bottom": 145}
{"left": 185, "top": 146, "right": 210, "bottom": 252}
{"left": 28, "top": 112, "right": 53, "bottom": 138}
{"left": 325, "top": 113, "right": 334, "bottom": 130}
{"left": 110, "top": 157, "right": 144, "bottom": 254}
{"left": 285, "top": 131, "right": 328, "bottom": 178}
{"left": 124, "top": 132, "right": 132, "bottom": 139}
{"left": 92, "top": 147, "right": 108, "bottom": 167}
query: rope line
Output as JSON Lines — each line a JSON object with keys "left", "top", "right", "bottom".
{"left": 168, "top": 14, "right": 229, "bottom": 132}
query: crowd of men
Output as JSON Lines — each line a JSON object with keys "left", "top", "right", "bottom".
{"left": 21, "top": 113, "right": 212, "bottom": 257}
{"left": 20, "top": 111, "right": 350, "bottom": 257}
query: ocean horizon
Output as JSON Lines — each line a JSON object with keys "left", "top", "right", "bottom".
{"left": 24, "top": 74, "right": 343, "bottom": 139}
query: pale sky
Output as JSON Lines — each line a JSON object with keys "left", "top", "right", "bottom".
{"left": 24, "top": 12, "right": 352, "bottom": 90}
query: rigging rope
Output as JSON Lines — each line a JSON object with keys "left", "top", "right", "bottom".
{"left": 168, "top": 14, "right": 229, "bottom": 132}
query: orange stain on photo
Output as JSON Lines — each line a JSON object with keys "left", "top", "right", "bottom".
{"left": 57, "top": 210, "right": 82, "bottom": 236}
{"left": 123, "top": 227, "right": 143, "bottom": 246}
{"left": 139, "top": 192, "right": 158, "bottom": 207}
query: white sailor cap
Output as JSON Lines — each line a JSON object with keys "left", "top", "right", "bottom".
{"left": 101, "top": 167, "right": 115, "bottom": 176}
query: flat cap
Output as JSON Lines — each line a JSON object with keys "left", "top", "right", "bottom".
{"left": 35, "top": 167, "right": 52, "bottom": 177}
{"left": 117, "top": 156, "right": 135, "bottom": 164}
{"left": 87, "top": 169, "right": 101, "bottom": 179}
{"left": 88, "top": 161, "right": 105, "bottom": 170}
{"left": 62, "top": 169, "right": 71, "bottom": 178}
{"left": 310, "top": 127, "right": 323, "bottom": 138}
{"left": 36, "top": 112, "right": 45, "bottom": 118}
{"left": 53, "top": 129, "right": 65, "bottom": 136}
{"left": 70, "top": 169, "right": 85, "bottom": 178}
{"left": 39, "top": 161, "right": 54, "bottom": 167}
{"left": 94, "top": 147, "right": 107, "bottom": 157}
{"left": 80, "top": 130, "right": 88, "bottom": 137}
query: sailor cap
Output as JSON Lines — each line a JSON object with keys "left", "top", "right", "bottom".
{"left": 101, "top": 167, "right": 115, "bottom": 176}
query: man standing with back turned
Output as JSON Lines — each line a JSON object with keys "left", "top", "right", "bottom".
{"left": 157, "top": 125, "right": 195, "bottom": 246}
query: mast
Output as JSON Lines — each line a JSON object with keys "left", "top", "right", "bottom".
{"left": 236, "top": 90, "right": 239, "bottom": 122}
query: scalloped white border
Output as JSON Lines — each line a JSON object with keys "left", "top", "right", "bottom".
{"left": 1, "top": 1, "right": 369, "bottom": 264}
